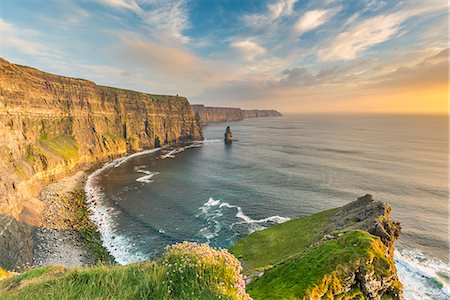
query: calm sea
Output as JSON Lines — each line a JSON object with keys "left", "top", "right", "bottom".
{"left": 86, "top": 114, "right": 449, "bottom": 299}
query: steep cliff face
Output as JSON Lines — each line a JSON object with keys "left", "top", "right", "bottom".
{"left": 191, "top": 105, "right": 243, "bottom": 125}
{"left": 0, "top": 58, "right": 202, "bottom": 268}
{"left": 191, "top": 104, "right": 282, "bottom": 125}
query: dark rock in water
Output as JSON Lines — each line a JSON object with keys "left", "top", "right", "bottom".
{"left": 224, "top": 126, "right": 233, "bottom": 144}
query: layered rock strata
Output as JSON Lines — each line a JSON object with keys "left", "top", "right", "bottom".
{"left": 0, "top": 58, "right": 203, "bottom": 269}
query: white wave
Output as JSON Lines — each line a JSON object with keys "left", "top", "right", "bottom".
{"left": 135, "top": 168, "right": 159, "bottom": 183}
{"left": 161, "top": 147, "right": 186, "bottom": 159}
{"left": 395, "top": 248, "right": 450, "bottom": 300}
{"left": 85, "top": 148, "right": 164, "bottom": 264}
{"left": 197, "top": 197, "right": 290, "bottom": 241}
{"left": 114, "top": 148, "right": 161, "bottom": 167}
{"left": 136, "top": 172, "right": 159, "bottom": 183}
{"left": 199, "top": 139, "right": 222, "bottom": 144}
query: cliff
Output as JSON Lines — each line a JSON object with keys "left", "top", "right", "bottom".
{"left": 191, "top": 104, "right": 282, "bottom": 125}
{"left": 231, "top": 195, "right": 403, "bottom": 299}
{"left": 242, "top": 109, "right": 282, "bottom": 118}
{"left": 0, "top": 58, "right": 202, "bottom": 269}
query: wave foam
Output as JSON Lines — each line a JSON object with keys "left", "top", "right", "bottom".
{"left": 135, "top": 167, "right": 159, "bottom": 183}
{"left": 197, "top": 197, "right": 290, "bottom": 242}
{"left": 114, "top": 148, "right": 161, "bottom": 167}
{"left": 85, "top": 149, "right": 164, "bottom": 264}
{"left": 395, "top": 248, "right": 450, "bottom": 299}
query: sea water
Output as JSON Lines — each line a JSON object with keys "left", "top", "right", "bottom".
{"left": 86, "top": 114, "right": 448, "bottom": 299}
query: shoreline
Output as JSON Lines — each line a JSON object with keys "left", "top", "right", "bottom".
{"left": 29, "top": 142, "right": 197, "bottom": 270}
{"left": 32, "top": 171, "right": 114, "bottom": 268}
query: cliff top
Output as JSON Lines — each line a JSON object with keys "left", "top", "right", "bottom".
{"left": 231, "top": 195, "right": 403, "bottom": 299}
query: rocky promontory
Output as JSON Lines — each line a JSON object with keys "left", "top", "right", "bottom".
{"left": 191, "top": 104, "right": 282, "bottom": 125}
{"left": 232, "top": 194, "right": 403, "bottom": 299}
{"left": 0, "top": 58, "right": 202, "bottom": 270}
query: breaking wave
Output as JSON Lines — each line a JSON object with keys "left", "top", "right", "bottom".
{"left": 395, "top": 248, "right": 450, "bottom": 299}
{"left": 135, "top": 166, "right": 159, "bottom": 183}
{"left": 196, "top": 197, "right": 290, "bottom": 242}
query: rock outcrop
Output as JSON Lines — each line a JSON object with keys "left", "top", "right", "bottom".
{"left": 328, "top": 194, "right": 401, "bottom": 258}
{"left": 0, "top": 57, "right": 203, "bottom": 269}
{"left": 224, "top": 126, "right": 233, "bottom": 144}
{"left": 191, "top": 104, "right": 282, "bottom": 125}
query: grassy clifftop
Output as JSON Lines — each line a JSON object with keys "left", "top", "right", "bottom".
{"left": 231, "top": 195, "right": 403, "bottom": 299}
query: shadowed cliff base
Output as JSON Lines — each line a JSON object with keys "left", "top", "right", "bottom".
{"left": 191, "top": 104, "right": 282, "bottom": 126}
{"left": 0, "top": 57, "right": 202, "bottom": 270}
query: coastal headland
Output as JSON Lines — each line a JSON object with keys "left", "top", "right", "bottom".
{"left": 191, "top": 104, "right": 282, "bottom": 126}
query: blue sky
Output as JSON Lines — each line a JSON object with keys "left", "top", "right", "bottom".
{"left": 1, "top": 0, "right": 448, "bottom": 112}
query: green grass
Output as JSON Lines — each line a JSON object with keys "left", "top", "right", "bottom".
{"left": 230, "top": 208, "right": 337, "bottom": 274}
{"left": 0, "top": 243, "right": 250, "bottom": 300}
{"left": 38, "top": 135, "right": 79, "bottom": 161}
{"left": 246, "top": 230, "right": 396, "bottom": 299}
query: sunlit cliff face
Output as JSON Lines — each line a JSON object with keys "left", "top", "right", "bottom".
{"left": 1, "top": 0, "right": 448, "bottom": 114}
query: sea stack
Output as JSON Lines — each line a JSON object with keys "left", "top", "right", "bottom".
{"left": 224, "top": 126, "right": 233, "bottom": 144}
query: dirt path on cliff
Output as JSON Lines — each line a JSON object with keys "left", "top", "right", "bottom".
{"left": 32, "top": 171, "right": 95, "bottom": 268}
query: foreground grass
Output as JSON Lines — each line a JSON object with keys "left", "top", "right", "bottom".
{"left": 0, "top": 242, "right": 250, "bottom": 300}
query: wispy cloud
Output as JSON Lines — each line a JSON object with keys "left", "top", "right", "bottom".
{"left": 244, "top": 0, "right": 298, "bottom": 28}
{"left": 317, "top": 13, "right": 403, "bottom": 61}
{"left": 295, "top": 9, "right": 332, "bottom": 34}
{"left": 141, "top": 0, "right": 190, "bottom": 44}
{"left": 0, "top": 18, "right": 61, "bottom": 58}
{"left": 230, "top": 40, "right": 267, "bottom": 61}
{"left": 95, "top": 0, "right": 142, "bottom": 14}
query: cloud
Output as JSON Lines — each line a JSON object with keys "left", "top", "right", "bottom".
{"left": 141, "top": 0, "right": 190, "bottom": 44}
{"left": 368, "top": 48, "right": 449, "bottom": 90}
{"left": 295, "top": 9, "right": 331, "bottom": 34}
{"left": 0, "top": 18, "right": 61, "bottom": 58}
{"left": 317, "top": 13, "right": 403, "bottom": 61}
{"left": 244, "top": 0, "right": 298, "bottom": 28}
{"left": 95, "top": 0, "right": 142, "bottom": 14}
{"left": 230, "top": 40, "right": 267, "bottom": 61}
{"left": 116, "top": 34, "right": 217, "bottom": 85}
{"left": 268, "top": 0, "right": 297, "bottom": 19}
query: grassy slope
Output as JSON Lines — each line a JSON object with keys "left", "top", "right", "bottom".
{"left": 246, "top": 230, "right": 396, "bottom": 299}
{"left": 0, "top": 242, "right": 249, "bottom": 300}
{"left": 230, "top": 208, "right": 337, "bottom": 274}
{"left": 231, "top": 208, "right": 400, "bottom": 299}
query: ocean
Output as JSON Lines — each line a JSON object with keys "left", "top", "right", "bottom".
{"left": 85, "top": 114, "right": 449, "bottom": 299}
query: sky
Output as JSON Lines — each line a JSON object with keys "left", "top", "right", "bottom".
{"left": 1, "top": 0, "right": 448, "bottom": 113}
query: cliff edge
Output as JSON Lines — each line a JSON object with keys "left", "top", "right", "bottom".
{"left": 0, "top": 58, "right": 202, "bottom": 269}
{"left": 231, "top": 194, "right": 403, "bottom": 299}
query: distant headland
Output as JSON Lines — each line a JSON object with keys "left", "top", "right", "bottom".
{"left": 191, "top": 104, "right": 282, "bottom": 126}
